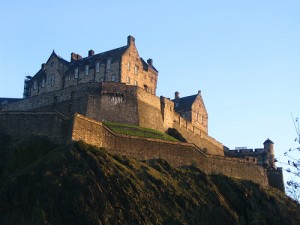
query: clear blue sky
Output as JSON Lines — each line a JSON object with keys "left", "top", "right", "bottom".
{"left": 1, "top": 0, "right": 300, "bottom": 184}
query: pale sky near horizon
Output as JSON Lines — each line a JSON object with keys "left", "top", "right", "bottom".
{"left": 1, "top": 1, "right": 300, "bottom": 185}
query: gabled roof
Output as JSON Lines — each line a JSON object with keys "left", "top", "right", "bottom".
{"left": 46, "top": 50, "right": 69, "bottom": 66}
{"left": 173, "top": 94, "right": 198, "bottom": 112}
{"left": 0, "top": 98, "right": 22, "bottom": 106}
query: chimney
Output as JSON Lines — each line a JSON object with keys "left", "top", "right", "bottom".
{"left": 41, "top": 63, "right": 45, "bottom": 70}
{"left": 77, "top": 54, "right": 82, "bottom": 60}
{"left": 127, "top": 35, "right": 135, "bottom": 46}
{"left": 198, "top": 90, "right": 201, "bottom": 95}
{"left": 71, "top": 52, "right": 77, "bottom": 62}
{"left": 175, "top": 91, "right": 180, "bottom": 100}
{"left": 147, "top": 58, "right": 153, "bottom": 66}
{"left": 88, "top": 49, "right": 94, "bottom": 57}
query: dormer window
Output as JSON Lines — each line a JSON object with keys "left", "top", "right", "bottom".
{"left": 106, "top": 59, "right": 111, "bottom": 70}
{"left": 134, "top": 65, "right": 138, "bottom": 75}
{"left": 74, "top": 68, "right": 79, "bottom": 78}
{"left": 85, "top": 65, "right": 89, "bottom": 76}
{"left": 96, "top": 62, "right": 100, "bottom": 73}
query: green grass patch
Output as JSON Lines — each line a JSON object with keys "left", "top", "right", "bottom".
{"left": 103, "top": 122, "right": 178, "bottom": 142}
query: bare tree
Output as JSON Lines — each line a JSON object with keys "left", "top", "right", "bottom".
{"left": 284, "top": 114, "right": 300, "bottom": 203}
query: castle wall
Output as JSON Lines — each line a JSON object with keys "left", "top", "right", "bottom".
{"left": 71, "top": 114, "right": 268, "bottom": 186}
{"left": 173, "top": 116, "right": 224, "bottom": 156}
{"left": 136, "top": 88, "right": 164, "bottom": 132}
{"left": 267, "top": 168, "right": 285, "bottom": 192}
{"left": 0, "top": 112, "right": 69, "bottom": 144}
{"left": 160, "top": 97, "right": 175, "bottom": 129}
{"left": 2, "top": 83, "right": 100, "bottom": 114}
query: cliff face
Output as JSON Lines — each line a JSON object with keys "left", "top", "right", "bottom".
{"left": 0, "top": 133, "right": 299, "bottom": 225}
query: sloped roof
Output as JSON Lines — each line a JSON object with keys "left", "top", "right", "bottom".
{"left": 0, "top": 98, "right": 22, "bottom": 106}
{"left": 66, "top": 46, "right": 128, "bottom": 73}
{"left": 264, "top": 139, "right": 274, "bottom": 144}
{"left": 46, "top": 50, "right": 69, "bottom": 66}
{"left": 173, "top": 94, "right": 198, "bottom": 112}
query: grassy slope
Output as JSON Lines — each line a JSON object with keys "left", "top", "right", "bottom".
{"left": 103, "top": 121, "right": 178, "bottom": 142}
{"left": 0, "top": 134, "right": 299, "bottom": 225}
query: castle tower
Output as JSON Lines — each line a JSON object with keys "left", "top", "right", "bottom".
{"left": 263, "top": 138, "right": 275, "bottom": 168}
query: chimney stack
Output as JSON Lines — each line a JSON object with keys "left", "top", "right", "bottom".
{"left": 71, "top": 52, "right": 82, "bottom": 62}
{"left": 88, "top": 49, "right": 94, "bottom": 57}
{"left": 147, "top": 58, "right": 153, "bottom": 66}
{"left": 127, "top": 35, "right": 135, "bottom": 46}
{"left": 71, "top": 52, "right": 77, "bottom": 62}
{"left": 41, "top": 63, "right": 45, "bottom": 70}
{"left": 198, "top": 90, "right": 201, "bottom": 95}
{"left": 77, "top": 54, "right": 82, "bottom": 60}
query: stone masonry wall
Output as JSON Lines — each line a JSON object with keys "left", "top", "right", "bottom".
{"left": 173, "top": 117, "right": 224, "bottom": 156}
{"left": 0, "top": 112, "right": 69, "bottom": 144}
{"left": 2, "top": 83, "right": 100, "bottom": 113}
{"left": 71, "top": 114, "right": 268, "bottom": 187}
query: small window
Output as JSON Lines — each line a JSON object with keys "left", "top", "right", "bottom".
{"left": 134, "top": 80, "right": 138, "bottom": 86}
{"left": 41, "top": 78, "right": 45, "bottom": 88}
{"left": 106, "top": 59, "right": 111, "bottom": 70}
{"left": 112, "top": 74, "right": 116, "bottom": 82}
{"left": 47, "top": 74, "right": 55, "bottom": 86}
{"left": 127, "top": 76, "right": 130, "bottom": 84}
{"left": 51, "top": 61, "right": 54, "bottom": 67}
{"left": 74, "top": 68, "right": 79, "bottom": 78}
{"left": 127, "top": 62, "right": 130, "bottom": 70}
{"left": 85, "top": 65, "right": 89, "bottom": 76}
{"left": 134, "top": 65, "right": 138, "bottom": 75}
{"left": 96, "top": 62, "right": 100, "bottom": 73}
{"left": 50, "top": 74, "right": 55, "bottom": 87}
{"left": 33, "top": 81, "right": 37, "bottom": 90}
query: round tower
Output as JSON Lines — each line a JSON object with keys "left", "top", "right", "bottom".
{"left": 263, "top": 138, "right": 275, "bottom": 168}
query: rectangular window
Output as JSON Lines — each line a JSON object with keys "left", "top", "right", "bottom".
{"left": 96, "top": 62, "right": 100, "bottom": 73}
{"left": 74, "top": 68, "right": 79, "bottom": 78}
{"left": 51, "top": 74, "right": 55, "bottom": 87}
{"left": 127, "top": 76, "right": 130, "bottom": 84}
{"left": 41, "top": 78, "right": 45, "bottom": 88}
{"left": 112, "top": 74, "right": 116, "bottom": 82}
{"left": 106, "top": 59, "right": 111, "bottom": 70}
{"left": 33, "top": 81, "right": 37, "bottom": 90}
{"left": 85, "top": 65, "right": 89, "bottom": 76}
{"left": 127, "top": 62, "right": 130, "bottom": 70}
{"left": 134, "top": 65, "right": 138, "bottom": 75}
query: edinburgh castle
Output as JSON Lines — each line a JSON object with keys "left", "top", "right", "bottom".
{"left": 0, "top": 36, "right": 284, "bottom": 192}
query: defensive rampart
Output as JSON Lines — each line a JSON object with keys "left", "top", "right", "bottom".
{"left": 71, "top": 114, "right": 268, "bottom": 186}
{"left": 0, "top": 111, "right": 69, "bottom": 144}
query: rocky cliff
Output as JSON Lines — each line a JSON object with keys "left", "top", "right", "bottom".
{"left": 0, "top": 133, "right": 299, "bottom": 225}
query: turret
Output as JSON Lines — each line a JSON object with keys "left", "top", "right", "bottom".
{"left": 263, "top": 139, "right": 275, "bottom": 168}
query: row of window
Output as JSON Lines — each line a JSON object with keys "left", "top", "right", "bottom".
{"left": 32, "top": 74, "right": 55, "bottom": 90}
{"left": 73, "top": 61, "right": 140, "bottom": 79}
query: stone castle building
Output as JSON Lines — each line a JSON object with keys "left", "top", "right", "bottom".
{"left": 0, "top": 36, "right": 284, "bottom": 191}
